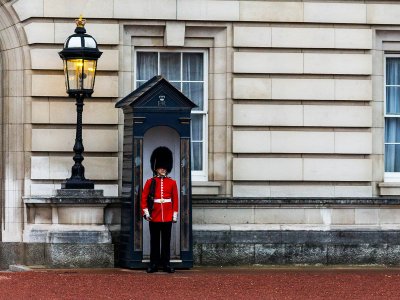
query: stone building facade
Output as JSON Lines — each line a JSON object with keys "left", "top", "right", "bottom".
{"left": 1, "top": 0, "right": 400, "bottom": 267}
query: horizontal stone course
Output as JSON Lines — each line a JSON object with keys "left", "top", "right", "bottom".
{"left": 304, "top": 53, "right": 372, "bottom": 75}
{"left": 239, "top": 1, "right": 303, "bottom": 22}
{"left": 31, "top": 128, "right": 118, "bottom": 152}
{"left": 31, "top": 156, "right": 118, "bottom": 180}
{"left": 233, "top": 104, "right": 371, "bottom": 127}
{"left": 234, "top": 26, "right": 371, "bottom": 49}
{"left": 193, "top": 229, "right": 400, "bottom": 265}
{"left": 192, "top": 197, "right": 400, "bottom": 206}
{"left": 234, "top": 131, "right": 372, "bottom": 154}
{"left": 24, "top": 22, "right": 119, "bottom": 45}
{"left": 271, "top": 78, "right": 334, "bottom": 100}
{"left": 233, "top": 157, "right": 371, "bottom": 181}
{"left": 31, "top": 74, "right": 118, "bottom": 98}
{"left": 233, "top": 77, "right": 271, "bottom": 99}
{"left": 115, "top": 0, "right": 176, "bottom": 19}
{"left": 303, "top": 2, "right": 366, "bottom": 24}
{"left": 271, "top": 27, "right": 334, "bottom": 49}
{"left": 231, "top": 184, "right": 373, "bottom": 198}
{"left": 44, "top": 0, "right": 114, "bottom": 19}
{"left": 233, "top": 157, "right": 303, "bottom": 181}
{"left": 234, "top": 52, "right": 303, "bottom": 74}
{"left": 233, "top": 78, "right": 372, "bottom": 101}
{"left": 335, "top": 29, "right": 372, "bottom": 49}
{"left": 234, "top": 52, "right": 372, "bottom": 75}
{"left": 233, "top": 104, "right": 303, "bottom": 127}
{"left": 30, "top": 49, "right": 119, "bottom": 71}
{"left": 367, "top": 4, "right": 400, "bottom": 25}
{"left": 232, "top": 131, "right": 270, "bottom": 153}
{"left": 177, "top": 0, "right": 239, "bottom": 21}
{"left": 54, "top": 23, "right": 120, "bottom": 45}
{"left": 0, "top": 242, "right": 113, "bottom": 269}
{"left": 233, "top": 26, "right": 271, "bottom": 48}
{"left": 32, "top": 100, "right": 118, "bottom": 125}
{"left": 303, "top": 105, "right": 372, "bottom": 127}
{"left": 303, "top": 158, "right": 372, "bottom": 181}
{"left": 200, "top": 244, "right": 254, "bottom": 266}
{"left": 46, "top": 243, "right": 114, "bottom": 268}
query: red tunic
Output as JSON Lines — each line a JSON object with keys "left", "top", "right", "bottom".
{"left": 141, "top": 176, "right": 179, "bottom": 222}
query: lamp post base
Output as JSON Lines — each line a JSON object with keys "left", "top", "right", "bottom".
{"left": 62, "top": 178, "right": 94, "bottom": 189}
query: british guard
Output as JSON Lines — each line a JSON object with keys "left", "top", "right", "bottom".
{"left": 141, "top": 146, "right": 178, "bottom": 273}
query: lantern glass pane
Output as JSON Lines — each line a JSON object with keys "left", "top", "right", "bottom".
{"left": 68, "top": 36, "right": 82, "bottom": 48}
{"left": 63, "top": 60, "right": 69, "bottom": 91}
{"left": 83, "top": 59, "right": 96, "bottom": 90}
{"left": 84, "top": 37, "right": 96, "bottom": 48}
{"left": 65, "top": 59, "right": 97, "bottom": 92}
{"left": 66, "top": 59, "right": 83, "bottom": 90}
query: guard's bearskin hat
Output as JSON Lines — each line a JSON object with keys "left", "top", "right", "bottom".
{"left": 150, "top": 146, "right": 173, "bottom": 174}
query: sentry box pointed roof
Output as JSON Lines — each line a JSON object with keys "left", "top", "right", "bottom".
{"left": 115, "top": 75, "right": 197, "bottom": 111}
{"left": 115, "top": 76, "right": 198, "bottom": 137}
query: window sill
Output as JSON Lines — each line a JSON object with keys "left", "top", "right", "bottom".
{"left": 192, "top": 181, "right": 220, "bottom": 196}
{"left": 379, "top": 182, "right": 400, "bottom": 196}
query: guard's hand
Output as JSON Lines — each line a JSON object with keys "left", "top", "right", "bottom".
{"left": 143, "top": 214, "right": 152, "bottom": 221}
{"left": 143, "top": 208, "right": 152, "bottom": 221}
{"left": 172, "top": 212, "right": 178, "bottom": 223}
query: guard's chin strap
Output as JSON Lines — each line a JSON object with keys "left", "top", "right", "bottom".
{"left": 153, "top": 171, "right": 168, "bottom": 178}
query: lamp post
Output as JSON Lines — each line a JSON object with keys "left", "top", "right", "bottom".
{"left": 58, "top": 16, "right": 102, "bottom": 189}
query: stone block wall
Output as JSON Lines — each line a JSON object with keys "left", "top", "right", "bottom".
{"left": 10, "top": 0, "right": 394, "bottom": 202}
{"left": 192, "top": 198, "right": 400, "bottom": 265}
{"left": 193, "top": 230, "right": 400, "bottom": 266}
{"left": 0, "top": 0, "right": 398, "bottom": 248}
{"left": 0, "top": 243, "right": 114, "bottom": 269}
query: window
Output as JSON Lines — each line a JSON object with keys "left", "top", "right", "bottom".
{"left": 385, "top": 56, "right": 400, "bottom": 181}
{"left": 135, "top": 50, "right": 208, "bottom": 181}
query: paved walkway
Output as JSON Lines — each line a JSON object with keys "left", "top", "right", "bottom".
{"left": 1, "top": 266, "right": 400, "bottom": 299}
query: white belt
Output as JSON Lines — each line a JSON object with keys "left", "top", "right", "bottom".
{"left": 154, "top": 198, "right": 171, "bottom": 203}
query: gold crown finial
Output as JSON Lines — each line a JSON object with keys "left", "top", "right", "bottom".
{"left": 75, "top": 15, "right": 86, "bottom": 28}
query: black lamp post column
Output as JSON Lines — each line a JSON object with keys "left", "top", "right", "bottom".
{"left": 62, "top": 94, "right": 94, "bottom": 189}
{"left": 59, "top": 16, "right": 102, "bottom": 190}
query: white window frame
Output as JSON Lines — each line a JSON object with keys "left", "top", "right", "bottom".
{"left": 384, "top": 54, "right": 400, "bottom": 182}
{"left": 134, "top": 48, "right": 209, "bottom": 181}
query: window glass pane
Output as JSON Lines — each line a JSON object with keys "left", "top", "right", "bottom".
{"left": 160, "top": 53, "right": 180, "bottom": 81}
{"left": 191, "top": 114, "right": 203, "bottom": 141}
{"left": 387, "top": 58, "right": 400, "bottom": 85}
{"left": 385, "top": 144, "right": 400, "bottom": 172}
{"left": 183, "top": 53, "right": 203, "bottom": 81}
{"left": 170, "top": 81, "right": 181, "bottom": 91}
{"left": 183, "top": 82, "right": 204, "bottom": 110}
{"left": 137, "top": 52, "right": 157, "bottom": 81}
{"left": 191, "top": 142, "right": 203, "bottom": 171}
{"left": 385, "top": 118, "right": 400, "bottom": 143}
{"left": 386, "top": 87, "right": 400, "bottom": 115}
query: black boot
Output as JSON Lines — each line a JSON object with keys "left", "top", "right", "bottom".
{"left": 146, "top": 264, "right": 158, "bottom": 273}
{"left": 163, "top": 264, "right": 175, "bottom": 273}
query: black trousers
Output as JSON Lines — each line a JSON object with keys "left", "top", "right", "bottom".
{"left": 149, "top": 221, "right": 172, "bottom": 267}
